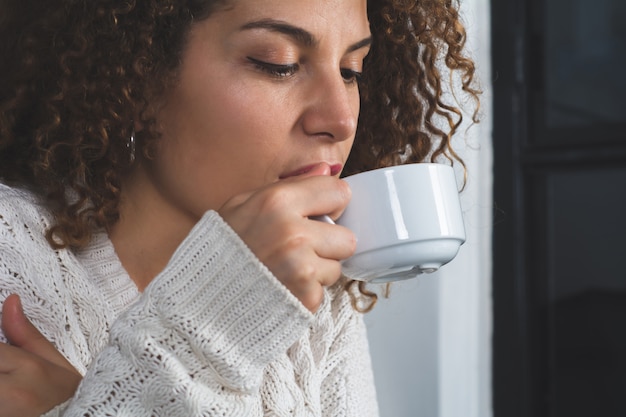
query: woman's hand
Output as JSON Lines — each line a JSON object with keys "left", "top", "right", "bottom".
{"left": 0, "top": 294, "right": 82, "bottom": 417}
{"left": 219, "top": 163, "right": 356, "bottom": 312}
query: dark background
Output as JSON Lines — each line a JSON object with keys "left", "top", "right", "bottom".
{"left": 491, "top": 0, "right": 626, "bottom": 415}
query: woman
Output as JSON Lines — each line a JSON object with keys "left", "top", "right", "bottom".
{"left": 0, "top": 0, "right": 479, "bottom": 415}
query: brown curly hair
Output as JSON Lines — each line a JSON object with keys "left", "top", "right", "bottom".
{"left": 0, "top": 0, "right": 480, "bottom": 309}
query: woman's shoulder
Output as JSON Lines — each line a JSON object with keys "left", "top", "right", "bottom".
{"left": 0, "top": 182, "right": 55, "bottom": 255}
{"left": 0, "top": 182, "right": 52, "bottom": 231}
{"left": 0, "top": 182, "right": 30, "bottom": 201}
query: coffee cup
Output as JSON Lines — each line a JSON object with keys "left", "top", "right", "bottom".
{"left": 332, "top": 163, "right": 466, "bottom": 283}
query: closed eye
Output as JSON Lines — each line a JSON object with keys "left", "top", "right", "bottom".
{"left": 247, "top": 57, "right": 299, "bottom": 78}
{"left": 341, "top": 68, "right": 362, "bottom": 85}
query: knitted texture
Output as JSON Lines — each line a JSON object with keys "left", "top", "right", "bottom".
{"left": 0, "top": 183, "right": 379, "bottom": 416}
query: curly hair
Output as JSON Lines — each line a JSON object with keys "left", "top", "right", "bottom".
{"left": 350, "top": 0, "right": 479, "bottom": 175}
{"left": 0, "top": 0, "right": 480, "bottom": 310}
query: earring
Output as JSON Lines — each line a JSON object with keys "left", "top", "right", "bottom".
{"left": 127, "top": 128, "right": 136, "bottom": 164}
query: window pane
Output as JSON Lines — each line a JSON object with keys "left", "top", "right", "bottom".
{"left": 545, "top": 0, "right": 626, "bottom": 127}
{"left": 547, "top": 168, "right": 626, "bottom": 416}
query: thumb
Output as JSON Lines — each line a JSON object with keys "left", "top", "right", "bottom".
{"left": 2, "top": 294, "right": 78, "bottom": 374}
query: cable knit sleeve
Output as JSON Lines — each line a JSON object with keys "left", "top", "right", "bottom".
{"left": 321, "top": 289, "right": 379, "bottom": 416}
{"left": 0, "top": 188, "right": 105, "bottom": 375}
{"left": 64, "top": 211, "right": 315, "bottom": 416}
{"left": 0, "top": 185, "right": 378, "bottom": 417}
{"left": 283, "top": 283, "right": 380, "bottom": 417}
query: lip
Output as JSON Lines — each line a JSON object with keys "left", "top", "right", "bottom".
{"left": 279, "top": 162, "right": 343, "bottom": 179}
{"left": 329, "top": 163, "right": 343, "bottom": 176}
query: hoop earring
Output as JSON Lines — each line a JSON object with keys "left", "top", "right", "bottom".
{"left": 127, "top": 128, "right": 136, "bottom": 164}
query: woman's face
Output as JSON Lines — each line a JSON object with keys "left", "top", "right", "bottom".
{"left": 144, "top": 0, "right": 371, "bottom": 223}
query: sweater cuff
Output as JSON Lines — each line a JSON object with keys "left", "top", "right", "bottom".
{"left": 145, "top": 210, "right": 313, "bottom": 391}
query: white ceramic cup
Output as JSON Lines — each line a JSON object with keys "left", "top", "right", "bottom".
{"left": 332, "top": 163, "right": 465, "bottom": 283}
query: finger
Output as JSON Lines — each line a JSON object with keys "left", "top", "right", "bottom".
{"left": 2, "top": 294, "right": 32, "bottom": 344}
{"left": 307, "top": 221, "right": 356, "bottom": 261}
{"left": 226, "top": 162, "right": 332, "bottom": 210}
{"left": 286, "top": 162, "right": 348, "bottom": 214}
{"left": 223, "top": 163, "right": 349, "bottom": 222}
{"left": 1, "top": 295, "right": 77, "bottom": 374}
{"left": 282, "top": 176, "right": 352, "bottom": 220}
{"left": 270, "top": 249, "right": 341, "bottom": 312}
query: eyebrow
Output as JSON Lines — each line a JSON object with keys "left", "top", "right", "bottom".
{"left": 239, "top": 18, "right": 372, "bottom": 53}
{"left": 347, "top": 36, "right": 372, "bottom": 53}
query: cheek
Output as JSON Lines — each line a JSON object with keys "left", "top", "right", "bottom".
{"left": 217, "top": 91, "right": 300, "bottom": 159}
{"left": 206, "top": 81, "right": 287, "bottom": 136}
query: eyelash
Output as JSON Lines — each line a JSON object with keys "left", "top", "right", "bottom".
{"left": 248, "top": 57, "right": 299, "bottom": 78}
{"left": 341, "top": 68, "right": 362, "bottom": 85}
{"left": 247, "top": 57, "right": 362, "bottom": 85}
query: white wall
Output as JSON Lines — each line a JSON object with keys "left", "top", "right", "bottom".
{"left": 364, "top": 0, "right": 493, "bottom": 415}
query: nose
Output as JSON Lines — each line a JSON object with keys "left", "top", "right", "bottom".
{"left": 301, "top": 71, "right": 359, "bottom": 142}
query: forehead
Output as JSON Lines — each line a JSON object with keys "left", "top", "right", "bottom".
{"left": 211, "top": 0, "right": 370, "bottom": 38}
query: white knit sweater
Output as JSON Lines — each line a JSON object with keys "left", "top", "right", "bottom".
{"left": 0, "top": 183, "right": 379, "bottom": 416}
